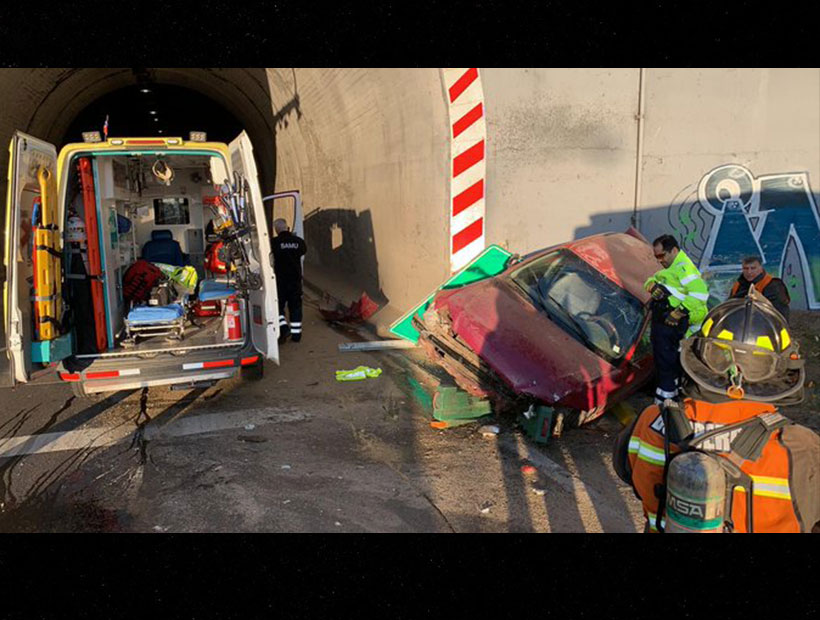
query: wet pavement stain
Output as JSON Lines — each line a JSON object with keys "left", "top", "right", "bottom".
{"left": 0, "top": 495, "right": 130, "bottom": 533}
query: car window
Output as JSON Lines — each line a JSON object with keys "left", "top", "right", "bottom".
{"left": 509, "top": 250, "right": 646, "bottom": 362}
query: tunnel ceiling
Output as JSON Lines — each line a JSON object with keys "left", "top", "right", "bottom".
{"left": 0, "top": 68, "right": 277, "bottom": 193}
{"left": 63, "top": 83, "right": 244, "bottom": 146}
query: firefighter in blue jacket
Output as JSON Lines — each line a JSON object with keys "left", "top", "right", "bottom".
{"left": 273, "top": 219, "right": 308, "bottom": 344}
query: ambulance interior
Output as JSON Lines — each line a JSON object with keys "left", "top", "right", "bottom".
{"left": 64, "top": 152, "right": 249, "bottom": 358}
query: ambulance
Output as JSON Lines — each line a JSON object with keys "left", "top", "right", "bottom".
{"left": 1, "top": 130, "right": 302, "bottom": 396}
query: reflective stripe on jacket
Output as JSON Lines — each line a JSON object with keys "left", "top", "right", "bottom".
{"left": 644, "top": 249, "right": 709, "bottom": 336}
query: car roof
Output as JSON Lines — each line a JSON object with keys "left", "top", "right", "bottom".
{"left": 564, "top": 233, "right": 657, "bottom": 301}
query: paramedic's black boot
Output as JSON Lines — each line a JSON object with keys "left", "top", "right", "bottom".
{"left": 278, "top": 325, "right": 290, "bottom": 345}
{"left": 291, "top": 333, "right": 301, "bottom": 343}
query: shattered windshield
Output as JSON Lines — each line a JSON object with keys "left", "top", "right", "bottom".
{"left": 509, "top": 250, "right": 646, "bottom": 362}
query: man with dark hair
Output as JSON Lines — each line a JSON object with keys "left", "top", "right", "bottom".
{"left": 644, "top": 235, "right": 709, "bottom": 405}
{"left": 730, "top": 256, "right": 790, "bottom": 322}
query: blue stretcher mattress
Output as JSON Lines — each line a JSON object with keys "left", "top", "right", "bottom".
{"left": 126, "top": 304, "right": 185, "bottom": 325}
{"left": 198, "top": 280, "right": 236, "bottom": 302}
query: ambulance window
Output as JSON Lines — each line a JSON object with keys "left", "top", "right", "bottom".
{"left": 153, "top": 198, "right": 190, "bottom": 225}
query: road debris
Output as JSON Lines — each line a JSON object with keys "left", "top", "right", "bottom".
{"left": 610, "top": 401, "right": 638, "bottom": 427}
{"left": 521, "top": 464, "right": 537, "bottom": 476}
{"left": 244, "top": 424, "right": 256, "bottom": 431}
{"left": 519, "top": 405, "right": 555, "bottom": 444}
{"left": 479, "top": 425, "right": 500, "bottom": 437}
{"left": 532, "top": 487, "right": 547, "bottom": 496}
{"left": 335, "top": 366, "right": 383, "bottom": 381}
{"left": 319, "top": 292, "right": 380, "bottom": 323}
{"left": 433, "top": 386, "right": 492, "bottom": 425}
{"left": 338, "top": 340, "right": 417, "bottom": 352}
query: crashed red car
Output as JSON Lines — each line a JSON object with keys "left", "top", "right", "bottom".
{"left": 416, "top": 231, "right": 659, "bottom": 427}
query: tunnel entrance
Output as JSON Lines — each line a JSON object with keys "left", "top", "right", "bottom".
{"left": 0, "top": 68, "right": 278, "bottom": 201}
{"left": 0, "top": 67, "right": 280, "bottom": 273}
{"left": 63, "top": 84, "right": 245, "bottom": 149}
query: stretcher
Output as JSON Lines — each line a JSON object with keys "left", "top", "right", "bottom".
{"left": 79, "top": 157, "right": 107, "bottom": 352}
{"left": 122, "top": 304, "right": 186, "bottom": 344}
{"left": 32, "top": 166, "right": 63, "bottom": 340}
{"left": 121, "top": 281, "right": 237, "bottom": 346}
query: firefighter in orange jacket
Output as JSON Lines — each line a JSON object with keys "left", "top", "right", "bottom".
{"left": 613, "top": 289, "right": 820, "bottom": 533}
{"left": 730, "top": 255, "right": 791, "bottom": 323}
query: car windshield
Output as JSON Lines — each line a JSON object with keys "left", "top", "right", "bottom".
{"left": 509, "top": 249, "right": 646, "bottom": 362}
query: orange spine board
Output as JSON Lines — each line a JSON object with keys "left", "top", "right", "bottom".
{"left": 78, "top": 157, "right": 107, "bottom": 353}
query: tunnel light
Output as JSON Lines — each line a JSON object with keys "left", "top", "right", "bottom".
{"left": 82, "top": 131, "right": 102, "bottom": 143}
{"left": 158, "top": 130, "right": 163, "bottom": 134}
{"left": 140, "top": 88, "right": 151, "bottom": 94}
{"left": 149, "top": 110, "right": 157, "bottom": 115}
{"left": 189, "top": 131, "right": 207, "bottom": 142}
{"left": 154, "top": 117, "right": 159, "bottom": 122}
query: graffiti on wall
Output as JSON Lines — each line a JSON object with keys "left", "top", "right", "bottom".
{"left": 667, "top": 164, "right": 820, "bottom": 310}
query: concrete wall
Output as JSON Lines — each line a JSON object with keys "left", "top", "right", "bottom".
{"left": 637, "top": 68, "right": 820, "bottom": 309}
{"left": 267, "top": 68, "right": 451, "bottom": 313}
{"left": 1, "top": 68, "right": 818, "bottom": 325}
{"left": 482, "top": 68, "right": 641, "bottom": 251}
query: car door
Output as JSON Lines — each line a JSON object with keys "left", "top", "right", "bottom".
{"left": 228, "top": 131, "right": 279, "bottom": 364}
{"left": 2, "top": 131, "right": 58, "bottom": 387}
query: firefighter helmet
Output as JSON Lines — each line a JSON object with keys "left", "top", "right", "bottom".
{"left": 680, "top": 287, "right": 804, "bottom": 403}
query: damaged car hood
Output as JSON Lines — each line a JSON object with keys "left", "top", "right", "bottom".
{"left": 433, "top": 278, "right": 626, "bottom": 410}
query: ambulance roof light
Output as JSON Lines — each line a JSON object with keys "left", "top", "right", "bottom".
{"left": 82, "top": 131, "right": 102, "bottom": 143}
{"left": 189, "top": 131, "right": 207, "bottom": 142}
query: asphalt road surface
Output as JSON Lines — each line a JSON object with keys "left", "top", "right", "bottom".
{"left": 0, "top": 299, "right": 645, "bottom": 533}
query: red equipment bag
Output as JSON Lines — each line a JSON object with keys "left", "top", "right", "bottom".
{"left": 123, "top": 259, "right": 164, "bottom": 303}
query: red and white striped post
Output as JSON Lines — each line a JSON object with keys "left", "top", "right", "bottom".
{"left": 442, "top": 67, "right": 487, "bottom": 274}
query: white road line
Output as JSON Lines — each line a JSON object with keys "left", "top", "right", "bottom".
{"left": 0, "top": 407, "right": 310, "bottom": 459}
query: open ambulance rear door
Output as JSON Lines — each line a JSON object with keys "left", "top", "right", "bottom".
{"left": 1, "top": 131, "right": 58, "bottom": 387}
{"left": 228, "top": 131, "right": 279, "bottom": 365}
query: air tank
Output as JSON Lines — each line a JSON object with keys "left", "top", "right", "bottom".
{"left": 665, "top": 452, "right": 727, "bottom": 533}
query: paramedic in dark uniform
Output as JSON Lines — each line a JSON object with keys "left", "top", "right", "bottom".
{"left": 272, "top": 218, "right": 307, "bottom": 343}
